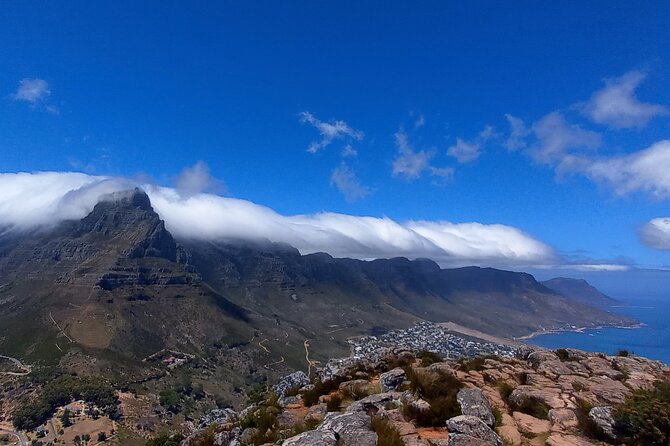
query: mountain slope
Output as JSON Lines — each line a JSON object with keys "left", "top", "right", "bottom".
{"left": 0, "top": 190, "right": 635, "bottom": 381}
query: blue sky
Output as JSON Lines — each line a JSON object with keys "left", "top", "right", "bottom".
{"left": 1, "top": 1, "right": 670, "bottom": 271}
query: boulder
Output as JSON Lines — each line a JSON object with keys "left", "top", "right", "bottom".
{"left": 456, "top": 388, "right": 495, "bottom": 427}
{"left": 196, "top": 408, "right": 237, "bottom": 429}
{"left": 379, "top": 367, "right": 406, "bottom": 392}
{"left": 512, "top": 411, "right": 551, "bottom": 434}
{"left": 281, "top": 430, "right": 338, "bottom": 446}
{"left": 274, "top": 371, "right": 310, "bottom": 397}
{"left": 318, "top": 411, "right": 377, "bottom": 446}
{"left": 588, "top": 406, "right": 617, "bottom": 440}
{"left": 446, "top": 415, "right": 503, "bottom": 446}
{"left": 346, "top": 392, "right": 402, "bottom": 414}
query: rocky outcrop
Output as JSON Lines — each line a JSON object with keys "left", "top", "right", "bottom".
{"left": 379, "top": 367, "right": 406, "bottom": 392}
{"left": 457, "top": 388, "right": 495, "bottom": 427}
{"left": 274, "top": 371, "right": 310, "bottom": 398}
{"left": 588, "top": 406, "right": 616, "bottom": 440}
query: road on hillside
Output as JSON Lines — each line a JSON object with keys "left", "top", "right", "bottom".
{"left": 0, "top": 355, "right": 31, "bottom": 376}
{"left": 0, "top": 428, "right": 28, "bottom": 446}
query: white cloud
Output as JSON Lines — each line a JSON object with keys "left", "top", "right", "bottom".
{"left": 0, "top": 171, "right": 557, "bottom": 267}
{"left": 175, "top": 161, "right": 223, "bottom": 198}
{"left": 341, "top": 144, "right": 358, "bottom": 157}
{"left": 447, "top": 138, "right": 480, "bottom": 163}
{"left": 504, "top": 114, "right": 530, "bottom": 150}
{"left": 581, "top": 71, "right": 668, "bottom": 129}
{"left": 330, "top": 163, "right": 370, "bottom": 202}
{"left": 12, "top": 78, "right": 51, "bottom": 104}
{"left": 447, "top": 125, "right": 495, "bottom": 164}
{"left": 584, "top": 140, "right": 670, "bottom": 199}
{"left": 392, "top": 130, "right": 434, "bottom": 180}
{"left": 640, "top": 217, "right": 670, "bottom": 250}
{"left": 531, "top": 112, "right": 602, "bottom": 165}
{"left": 299, "top": 111, "right": 363, "bottom": 153}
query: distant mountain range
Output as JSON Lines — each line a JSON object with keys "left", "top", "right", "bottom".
{"left": 0, "top": 189, "right": 635, "bottom": 380}
{"left": 541, "top": 277, "right": 621, "bottom": 308}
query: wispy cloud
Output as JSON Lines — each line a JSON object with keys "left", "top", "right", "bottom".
{"left": 341, "top": 144, "right": 358, "bottom": 157}
{"left": 299, "top": 111, "right": 363, "bottom": 153}
{"left": 392, "top": 130, "right": 434, "bottom": 180}
{"left": 12, "top": 78, "right": 51, "bottom": 104}
{"left": 0, "top": 171, "right": 557, "bottom": 267}
{"left": 446, "top": 126, "right": 495, "bottom": 164}
{"left": 531, "top": 112, "right": 602, "bottom": 165}
{"left": 580, "top": 71, "right": 668, "bottom": 129}
{"left": 640, "top": 217, "right": 670, "bottom": 250}
{"left": 330, "top": 163, "right": 370, "bottom": 202}
{"left": 504, "top": 114, "right": 530, "bottom": 150}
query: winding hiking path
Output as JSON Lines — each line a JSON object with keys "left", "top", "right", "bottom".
{"left": 0, "top": 428, "right": 28, "bottom": 446}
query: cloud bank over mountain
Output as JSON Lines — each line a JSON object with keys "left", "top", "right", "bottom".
{"left": 0, "top": 171, "right": 556, "bottom": 268}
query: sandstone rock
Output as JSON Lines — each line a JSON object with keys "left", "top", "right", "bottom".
{"left": 306, "top": 403, "right": 327, "bottom": 421}
{"left": 281, "top": 429, "right": 338, "bottom": 446}
{"left": 527, "top": 350, "right": 560, "bottom": 368}
{"left": 545, "top": 433, "right": 598, "bottom": 446}
{"left": 238, "top": 427, "right": 259, "bottom": 444}
{"left": 509, "top": 385, "right": 564, "bottom": 409}
{"left": 548, "top": 408, "right": 579, "bottom": 431}
{"left": 588, "top": 406, "right": 617, "bottom": 440}
{"left": 512, "top": 411, "right": 551, "bottom": 434}
{"left": 446, "top": 415, "right": 503, "bottom": 446}
{"left": 457, "top": 388, "right": 495, "bottom": 427}
{"left": 380, "top": 367, "right": 407, "bottom": 392}
{"left": 338, "top": 379, "right": 376, "bottom": 399}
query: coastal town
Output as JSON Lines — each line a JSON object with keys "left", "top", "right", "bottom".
{"left": 349, "top": 321, "right": 518, "bottom": 360}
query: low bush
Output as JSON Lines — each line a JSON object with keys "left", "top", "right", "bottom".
{"left": 326, "top": 394, "right": 342, "bottom": 412}
{"left": 402, "top": 366, "right": 462, "bottom": 427}
{"left": 509, "top": 396, "right": 550, "bottom": 420}
{"left": 418, "top": 350, "right": 443, "bottom": 367}
{"left": 616, "top": 349, "right": 630, "bottom": 357}
{"left": 458, "top": 354, "right": 499, "bottom": 372}
{"left": 145, "top": 433, "right": 185, "bottom": 446}
{"left": 614, "top": 380, "right": 670, "bottom": 446}
{"left": 302, "top": 376, "right": 347, "bottom": 407}
{"left": 371, "top": 416, "right": 404, "bottom": 446}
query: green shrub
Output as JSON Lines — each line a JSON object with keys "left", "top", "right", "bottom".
{"left": 497, "top": 381, "right": 515, "bottom": 404}
{"left": 555, "top": 348, "right": 572, "bottom": 362}
{"left": 418, "top": 351, "right": 443, "bottom": 367}
{"left": 509, "top": 396, "right": 550, "bottom": 420}
{"left": 402, "top": 367, "right": 462, "bottom": 427}
{"left": 573, "top": 398, "right": 609, "bottom": 441}
{"left": 616, "top": 349, "right": 630, "bottom": 357}
{"left": 614, "top": 380, "right": 670, "bottom": 446}
{"left": 371, "top": 416, "right": 404, "bottom": 446}
{"left": 302, "top": 376, "right": 347, "bottom": 407}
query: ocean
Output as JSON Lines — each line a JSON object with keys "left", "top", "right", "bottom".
{"left": 528, "top": 295, "right": 670, "bottom": 364}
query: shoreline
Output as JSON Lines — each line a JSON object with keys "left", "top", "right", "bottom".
{"left": 515, "top": 322, "right": 645, "bottom": 341}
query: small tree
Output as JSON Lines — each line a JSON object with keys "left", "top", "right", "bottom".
{"left": 97, "top": 431, "right": 107, "bottom": 442}
{"left": 60, "top": 409, "right": 73, "bottom": 427}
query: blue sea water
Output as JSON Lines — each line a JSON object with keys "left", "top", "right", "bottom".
{"left": 529, "top": 296, "right": 670, "bottom": 364}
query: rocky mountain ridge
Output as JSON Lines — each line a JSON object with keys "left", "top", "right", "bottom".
{"left": 182, "top": 345, "right": 670, "bottom": 446}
